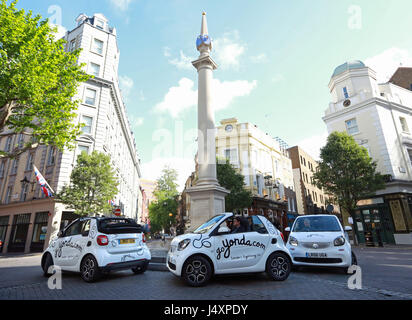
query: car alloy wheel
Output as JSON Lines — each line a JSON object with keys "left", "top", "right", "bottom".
{"left": 267, "top": 252, "right": 291, "bottom": 281}
{"left": 81, "top": 255, "right": 100, "bottom": 283}
{"left": 183, "top": 256, "right": 211, "bottom": 287}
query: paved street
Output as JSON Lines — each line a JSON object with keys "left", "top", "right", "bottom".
{"left": 0, "top": 246, "right": 411, "bottom": 300}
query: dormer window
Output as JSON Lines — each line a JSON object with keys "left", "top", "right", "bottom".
{"left": 96, "top": 19, "right": 105, "bottom": 30}
{"left": 343, "top": 87, "right": 349, "bottom": 99}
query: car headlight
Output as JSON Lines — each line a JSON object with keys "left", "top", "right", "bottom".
{"left": 289, "top": 236, "right": 298, "bottom": 246}
{"left": 177, "top": 239, "right": 191, "bottom": 251}
{"left": 334, "top": 236, "right": 345, "bottom": 246}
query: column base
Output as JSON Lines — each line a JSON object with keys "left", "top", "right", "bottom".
{"left": 186, "top": 184, "right": 229, "bottom": 231}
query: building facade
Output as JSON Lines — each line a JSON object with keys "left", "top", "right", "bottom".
{"left": 323, "top": 60, "right": 412, "bottom": 244}
{"left": 0, "top": 13, "right": 142, "bottom": 253}
{"left": 215, "top": 118, "right": 298, "bottom": 230}
{"left": 288, "top": 145, "right": 338, "bottom": 215}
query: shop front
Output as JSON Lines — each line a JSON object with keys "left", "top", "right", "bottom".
{"left": 247, "top": 197, "right": 289, "bottom": 233}
{"left": 349, "top": 194, "right": 412, "bottom": 245}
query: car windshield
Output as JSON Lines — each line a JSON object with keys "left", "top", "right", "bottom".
{"left": 193, "top": 215, "right": 225, "bottom": 234}
{"left": 292, "top": 216, "right": 342, "bottom": 232}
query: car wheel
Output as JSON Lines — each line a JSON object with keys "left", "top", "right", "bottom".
{"left": 80, "top": 255, "right": 101, "bottom": 283}
{"left": 266, "top": 252, "right": 291, "bottom": 281}
{"left": 182, "top": 256, "right": 212, "bottom": 287}
{"left": 42, "top": 253, "right": 54, "bottom": 277}
{"left": 132, "top": 262, "right": 148, "bottom": 274}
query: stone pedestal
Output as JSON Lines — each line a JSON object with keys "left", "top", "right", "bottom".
{"left": 186, "top": 184, "right": 229, "bottom": 231}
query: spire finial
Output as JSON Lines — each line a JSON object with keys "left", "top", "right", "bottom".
{"left": 196, "top": 12, "right": 212, "bottom": 54}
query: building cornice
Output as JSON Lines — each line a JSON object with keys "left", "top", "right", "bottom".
{"left": 322, "top": 96, "right": 412, "bottom": 123}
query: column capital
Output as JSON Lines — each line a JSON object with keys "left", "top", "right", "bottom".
{"left": 192, "top": 55, "right": 218, "bottom": 71}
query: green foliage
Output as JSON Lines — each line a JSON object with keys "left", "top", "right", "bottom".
{"left": 312, "top": 131, "right": 385, "bottom": 214}
{"left": 217, "top": 158, "right": 253, "bottom": 213}
{"left": 149, "top": 166, "right": 179, "bottom": 233}
{"left": 0, "top": 0, "right": 89, "bottom": 159}
{"left": 57, "top": 151, "right": 119, "bottom": 216}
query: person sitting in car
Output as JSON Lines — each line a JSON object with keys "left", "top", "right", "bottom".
{"left": 231, "top": 216, "right": 248, "bottom": 234}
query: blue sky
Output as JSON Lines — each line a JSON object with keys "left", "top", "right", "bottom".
{"left": 16, "top": 0, "right": 412, "bottom": 188}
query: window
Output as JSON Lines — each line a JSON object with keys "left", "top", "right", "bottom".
{"left": 345, "top": 118, "right": 359, "bottom": 135}
{"left": 17, "top": 134, "right": 24, "bottom": 148}
{"left": 77, "top": 145, "right": 89, "bottom": 155}
{"left": 224, "top": 148, "right": 238, "bottom": 164}
{"left": 11, "top": 157, "right": 19, "bottom": 174}
{"left": 5, "top": 186, "right": 12, "bottom": 204}
{"left": 64, "top": 220, "right": 83, "bottom": 237}
{"left": 251, "top": 216, "right": 268, "bottom": 234}
{"left": 5, "top": 137, "right": 12, "bottom": 152}
{"left": 343, "top": 87, "right": 349, "bottom": 99}
{"left": 0, "top": 161, "right": 5, "bottom": 178}
{"left": 20, "top": 183, "right": 29, "bottom": 201}
{"left": 91, "top": 38, "right": 104, "bottom": 55}
{"left": 69, "top": 39, "right": 76, "bottom": 51}
{"left": 47, "top": 146, "right": 55, "bottom": 165}
{"left": 81, "top": 116, "right": 93, "bottom": 134}
{"left": 84, "top": 88, "right": 97, "bottom": 106}
{"left": 408, "top": 149, "right": 412, "bottom": 168}
{"left": 400, "top": 117, "right": 410, "bottom": 133}
{"left": 96, "top": 19, "right": 104, "bottom": 29}
{"left": 89, "top": 63, "right": 100, "bottom": 77}
{"left": 26, "top": 153, "right": 34, "bottom": 171}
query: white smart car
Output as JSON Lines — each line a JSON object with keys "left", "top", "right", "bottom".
{"left": 41, "top": 217, "right": 151, "bottom": 282}
{"left": 285, "top": 215, "right": 357, "bottom": 272}
{"left": 167, "top": 213, "right": 292, "bottom": 287}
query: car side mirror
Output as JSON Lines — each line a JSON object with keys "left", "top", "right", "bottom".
{"left": 284, "top": 227, "right": 291, "bottom": 232}
{"left": 217, "top": 226, "right": 231, "bottom": 234}
{"left": 57, "top": 231, "right": 64, "bottom": 238}
{"left": 344, "top": 226, "right": 352, "bottom": 232}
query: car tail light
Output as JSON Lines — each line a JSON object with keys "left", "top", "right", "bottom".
{"left": 97, "top": 235, "right": 109, "bottom": 246}
{"left": 280, "top": 232, "right": 285, "bottom": 242}
{"left": 142, "top": 234, "right": 146, "bottom": 243}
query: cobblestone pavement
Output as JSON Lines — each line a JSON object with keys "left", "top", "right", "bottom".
{"left": 0, "top": 246, "right": 411, "bottom": 300}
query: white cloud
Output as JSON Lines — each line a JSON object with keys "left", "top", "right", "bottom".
{"left": 271, "top": 74, "right": 284, "bottom": 83}
{"left": 168, "top": 50, "right": 195, "bottom": 70}
{"left": 109, "top": 0, "right": 133, "bottom": 11}
{"left": 251, "top": 53, "right": 268, "bottom": 64}
{"left": 154, "top": 78, "right": 198, "bottom": 118}
{"left": 119, "top": 75, "right": 134, "bottom": 101}
{"left": 154, "top": 77, "right": 257, "bottom": 118}
{"left": 365, "top": 48, "right": 412, "bottom": 83}
{"left": 296, "top": 131, "right": 329, "bottom": 160}
{"left": 213, "top": 31, "right": 245, "bottom": 70}
{"left": 141, "top": 157, "right": 195, "bottom": 192}
{"left": 50, "top": 24, "right": 67, "bottom": 40}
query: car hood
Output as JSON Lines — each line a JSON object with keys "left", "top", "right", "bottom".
{"left": 290, "top": 231, "right": 343, "bottom": 242}
{"left": 170, "top": 232, "right": 213, "bottom": 247}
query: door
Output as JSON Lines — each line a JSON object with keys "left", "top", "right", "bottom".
{"left": 0, "top": 216, "right": 9, "bottom": 252}
{"left": 56, "top": 220, "right": 83, "bottom": 266}
{"left": 30, "top": 212, "right": 49, "bottom": 252}
{"left": 8, "top": 214, "right": 31, "bottom": 252}
{"left": 213, "top": 217, "right": 270, "bottom": 271}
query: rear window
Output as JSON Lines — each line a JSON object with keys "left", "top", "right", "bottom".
{"left": 97, "top": 218, "right": 142, "bottom": 234}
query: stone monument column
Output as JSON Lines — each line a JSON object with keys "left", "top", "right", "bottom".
{"left": 186, "top": 12, "right": 229, "bottom": 230}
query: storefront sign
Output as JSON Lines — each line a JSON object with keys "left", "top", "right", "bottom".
{"left": 357, "top": 197, "right": 384, "bottom": 206}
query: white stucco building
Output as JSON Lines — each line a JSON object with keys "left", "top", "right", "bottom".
{"left": 0, "top": 13, "right": 143, "bottom": 254}
{"left": 323, "top": 60, "right": 412, "bottom": 244}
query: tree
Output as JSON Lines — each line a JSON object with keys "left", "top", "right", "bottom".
{"left": 312, "top": 131, "right": 385, "bottom": 217}
{"left": 148, "top": 166, "right": 179, "bottom": 233}
{"left": 0, "top": 0, "right": 89, "bottom": 159}
{"left": 57, "top": 151, "right": 119, "bottom": 216}
{"left": 217, "top": 158, "right": 253, "bottom": 213}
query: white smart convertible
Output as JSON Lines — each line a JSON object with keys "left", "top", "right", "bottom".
{"left": 167, "top": 213, "right": 292, "bottom": 287}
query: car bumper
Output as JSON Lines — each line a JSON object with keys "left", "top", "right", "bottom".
{"left": 98, "top": 246, "right": 152, "bottom": 268}
{"left": 100, "top": 259, "right": 149, "bottom": 272}
{"left": 287, "top": 245, "right": 351, "bottom": 267}
{"left": 166, "top": 250, "right": 187, "bottom": 276}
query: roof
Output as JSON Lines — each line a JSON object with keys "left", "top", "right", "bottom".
{"left": 332, "top": 60, "right": 366, "bottom": 78}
